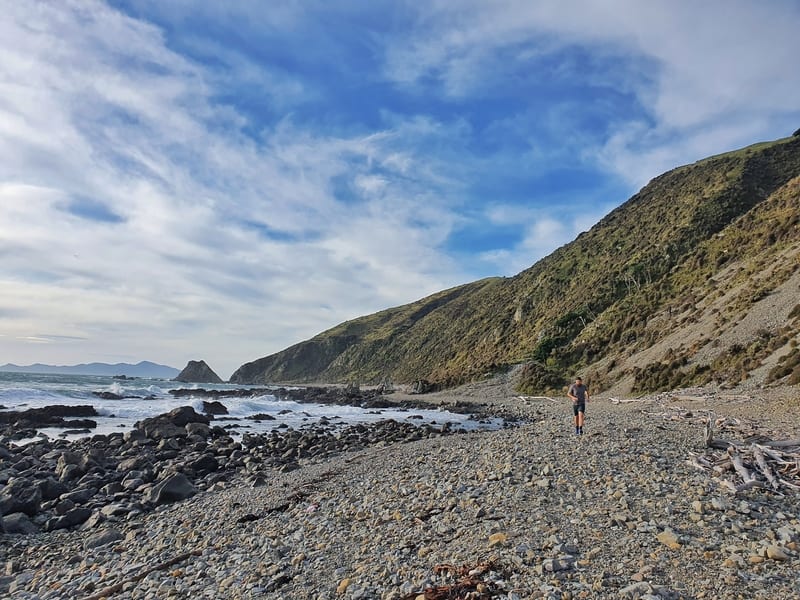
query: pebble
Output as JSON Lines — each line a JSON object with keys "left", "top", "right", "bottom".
{"left": 2, "top": 392, "right": 799, "bottom": 599}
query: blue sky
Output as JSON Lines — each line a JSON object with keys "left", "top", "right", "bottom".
{"left": 1, "top": 0, "right": 799, "bottom": 378}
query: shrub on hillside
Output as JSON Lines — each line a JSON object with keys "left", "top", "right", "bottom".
{"left": 516, "top": 362, "right": 566, "bottom": 395}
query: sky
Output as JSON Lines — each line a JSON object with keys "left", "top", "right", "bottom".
{"left": 1, "top": 1, "right": 799, "bottom": 378}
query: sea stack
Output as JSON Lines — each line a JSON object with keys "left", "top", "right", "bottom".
{"left": 174, "top": 360, "right": 224, "bottom": 384}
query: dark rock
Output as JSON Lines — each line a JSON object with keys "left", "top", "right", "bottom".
{"left": 410, "top": 380, "right": 434, "bottom": 394}
{"left": 136, "top": 406, "right": 209, "bottom": 440}
{"left": 100, "top": 481, "right": 124, "bottom": 495}
{"left": 59, "top": 464, "right": 83, "bottom": 482}
{"left": 92, "top": 391, "right": 126, "bottom": 400}
{"left": 188, "top": 454, "right": 219, "bottom": 474}
{"left": 0, "top": 478, "right": 42, "bottom": 517}
{"left": 2, "top": 512, "right": 39, "bottom": 534}
{"left": 247, "top": 413, "right": 276, "bottom": 421}
{"left": 0, "top": 405, "right": 97, "bottom": 422}
{"left": 80, "top": 512, "right": 106, "bottom": 530}
{"left": 157, "top": 438, "right": 181, "bottom": 451}
{"left": 37, "top": 477, "right": 69, "bottom": 501}
{"left": 144, "top": 473, "right": 196, "bottom": 504}
{"left": 84, "top": 528, "right": 124, "bottom": 549}
{"left": 60, "top": 428, "right": 93, "bottom": 436}
{"left": 100, "top": 503, "right": 131, "bottom": 518}
{"left": 56, "top": 451, "right": 93, "bottom": 478}
{"left": 123, "top": 429, "right": 147, "bottom": 443}
{"left": 0, "top": 405, "right": 99, "bottom": 434}
{"left": 201, "top": 400, "right": 228, "bottom": 415}
{"left": 117, "top": 456, "right": 152, "bottom": 472}
{"left": 60, "top": 488, "right": 97, "bottom": 505}
{"left": 45, "top": 507, "right": 92, "bottom": 531}
{"left": 55, "top": 499, "right": 75, "bottom": 515}
{"left": 174, "top": 360, "right": 224, "bottom": 384}
{"left": 186, "top": 423, "right": 211, "bottom": 438}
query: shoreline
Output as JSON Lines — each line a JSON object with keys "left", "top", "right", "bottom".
{"left": 2, "top": 379, "right": 799, "bottom": 598}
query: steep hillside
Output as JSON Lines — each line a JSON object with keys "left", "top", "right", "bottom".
{"left": 231, "top": 134, "right": 800, "bottom": 393}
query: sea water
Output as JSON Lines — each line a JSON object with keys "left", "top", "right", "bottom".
{"left": 0, "top": 372, "right": 500, "bottom": 442}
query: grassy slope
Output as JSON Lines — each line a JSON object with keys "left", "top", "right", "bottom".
{"left": 230, "top": 134, "right": 800, "bottom": 391}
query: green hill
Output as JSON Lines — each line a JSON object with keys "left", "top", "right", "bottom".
{"left": 230, "top": 133, "right": 800, "bottom": 394}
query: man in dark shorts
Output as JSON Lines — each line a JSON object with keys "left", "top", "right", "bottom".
{"left": 567, "top": 377, "right": 589, "bottom": 435}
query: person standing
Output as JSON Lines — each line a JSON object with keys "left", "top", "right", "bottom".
{"left": 567, "top": 377, "right": 589, "bottom": 435}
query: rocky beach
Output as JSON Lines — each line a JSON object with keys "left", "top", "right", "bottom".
{"left": 1, "top": 378, "right": 799, "bottom": 600}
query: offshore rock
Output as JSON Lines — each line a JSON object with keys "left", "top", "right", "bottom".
{"left": 174, "top": 360, "right": 224, "bottom": 384}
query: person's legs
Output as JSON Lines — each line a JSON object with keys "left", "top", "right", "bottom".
{"left": 573, "top": 403, "right": 580, "bottom": 434}
{"left": 577, "top": 409, "right": 584, "bottom": 433}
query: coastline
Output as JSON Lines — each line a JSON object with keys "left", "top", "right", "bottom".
{"left": 2, "top": 378, "right": 799, "bottom": 599}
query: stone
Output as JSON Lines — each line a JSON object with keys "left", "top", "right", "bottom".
{"left": 542, "top": 556, "right": 575, "bottom": 572}
{"left": 656, "top": 529, "right": 680, "bottom": 549}
{"left": 710, "top": 497, "right": 728, "bottom": 511}
{"left": 336, "top": 578, "right": 351, "bottom": 594}
{"left": 143, "top": 473, "right": 196, "bottom": 504}
{"left": 136, "top": 406, "right": 210, "bottom": 440}
{"left": 186, "top": 422, "right": 212, "bottom": 437}
{"left": 0, "top": 478, "right": 42, "bottom": 517}
{"left": 37, "top": 476, "right": 69, "bottom": 501}
{"left": 620, "top": 582, "right": 654, "bottom": 598}
{"left": 766, "top": 545, "right": 789, "bottom": 561}
{"left": 1, "top": 513, "right": 38, "bottom": 534}
{"left": 84, "top": 528, "right": 124, "bottom": 550}
{"left": 45, "top": 507, "right": 92, "bottom": 531}
{"left": 188, "top": 454, "right": 219, "bottom": 473}
{"left": 200, "top": 401, "right": 228, "bottom": 416}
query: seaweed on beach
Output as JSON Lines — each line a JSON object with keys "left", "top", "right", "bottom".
{"left": 401, "top": 561, "right": 507, "bottom": 599}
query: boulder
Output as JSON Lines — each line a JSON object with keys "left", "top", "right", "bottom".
{"left": 201, "top": 400, "right": 228, "bottom": 415}
{"left": 187, "top": 454, "right": 219, "bottom": 474}
{"left": 2, "top": 512, "right": 38, "bottom": 535}
{"left": 136, "top": 406, "right": 209, "bottom": 440}
{"left": 144, "top": 473, "right": 196, "bottom": 504}
{"left": 174, "top": 360, "right": 224, "bottom": 384}
{"left": 0, "top": 478, "right": 42, "bottom": 517}
{"left": 186, "top": 422, "right": 211, "bottom": 438}
{"left": 37, "top": 477, "right": 69, "bottom": 501}
{"left": 84, "top": 528, "right": 124, "bottom": 550}
{"left": 45, "top": 507, "right": 92, "bottom": 531}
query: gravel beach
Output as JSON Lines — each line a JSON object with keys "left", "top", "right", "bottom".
{"left": 2, "top": 379, "right": 799, "bottom": 600}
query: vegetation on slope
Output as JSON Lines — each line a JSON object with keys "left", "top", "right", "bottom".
{"left": 231, "top": 134, "right": 800, "bottom": 394}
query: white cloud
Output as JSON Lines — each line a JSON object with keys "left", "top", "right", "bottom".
{"left": 0, "top": 1, "right": 470, "bottom": 376}
{"left": 387, "top": 0, "right": 800, "bottom": 184}
{"left": 2, "top": 0, "right": 798, "bottom": 377}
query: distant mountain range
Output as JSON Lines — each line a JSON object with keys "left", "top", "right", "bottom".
{"left": 0, "top": 361, "right": 180, "bottom": 378}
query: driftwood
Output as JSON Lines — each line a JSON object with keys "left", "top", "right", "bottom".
{"left": 687, "top": 416, "right": 800, "bottom": 495}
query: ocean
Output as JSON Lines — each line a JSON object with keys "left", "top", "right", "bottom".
{"left": 0, "top": 372, "right": 496, "bottom": 442}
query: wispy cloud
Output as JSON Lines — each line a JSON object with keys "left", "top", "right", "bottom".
{"left": 0, "top": 0, "right": 797, "bottom": 376}
{"left": 0, "top": 1, "right": 472, "bottom": 375}
{"left": 384, "top": 0, "right": 800, "bottom": 184}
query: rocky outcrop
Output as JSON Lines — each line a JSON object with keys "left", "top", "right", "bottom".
{"left": 0, "top": 395, "right": 486, "bottom": 535}
{"left": 174, "top": 360, "right": 224, "bottom": 384}
{"left": 0, "top": 406, "right": 99, "bottom": 439}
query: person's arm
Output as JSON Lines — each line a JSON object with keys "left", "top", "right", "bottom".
{"left": 567, "top": 386, "right": 577, "bottom": 401}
